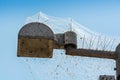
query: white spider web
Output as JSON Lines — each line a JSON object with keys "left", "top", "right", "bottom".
{"left": 19, "top": 12, "right": 119, "bottom": 80}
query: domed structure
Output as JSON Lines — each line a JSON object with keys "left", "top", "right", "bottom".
{"left": 17, "top": 22, "right": 54, "bottom": 58}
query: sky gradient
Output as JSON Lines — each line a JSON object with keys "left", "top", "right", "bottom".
{"left": 1, "top": 0, "right": 120, "bottom": 36}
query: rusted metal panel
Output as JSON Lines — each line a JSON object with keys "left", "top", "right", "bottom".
{"left": 18, "top": 38, "right": 53, "bottom": 58}
{"left": 99, "top": 75, "right": 115, "bottom": 80}
{"left": 64, "top": 31, "right": 77, "bottom": 49}
{"left": 17, "top": 22, "right": 54, "bottom": 58}
{"left": 66, "top": 49, "right": 115, "bottom": 59}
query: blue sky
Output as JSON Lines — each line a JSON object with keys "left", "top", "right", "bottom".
{"left": 0, "top": 0, "right": 120, "bottom": 36}
{"left": 0, "top": 0, "right": 120, "bottom": 80}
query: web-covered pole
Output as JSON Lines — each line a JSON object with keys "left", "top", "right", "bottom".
{"left": 115, "top": 44, "right": 120, "bottom": 80}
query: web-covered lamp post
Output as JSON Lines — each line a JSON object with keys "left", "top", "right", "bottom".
{"left": 17, "top": 22, "right": 120, "bottom": 80}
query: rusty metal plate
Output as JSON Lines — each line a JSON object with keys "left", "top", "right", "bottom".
{"left": 66, "top": 49, "right": 115, "bottom": 59}
{"left": 17, "top": 38, "right": 54, "bottom": 58}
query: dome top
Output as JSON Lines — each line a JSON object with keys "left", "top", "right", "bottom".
{"left": 19, "top": 22, "right": 54, "bottom": 39}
